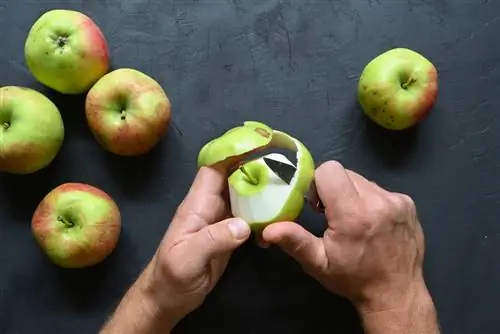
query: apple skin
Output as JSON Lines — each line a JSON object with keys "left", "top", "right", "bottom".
{"left": 25, "top": 9, "right": 109, "bottom": 94}
{"left": 0, "top": 86, "right": 64, "bottom": 174}
{"left": 32, "top": 183, "right": 121, "bottom": 268}
{"left": 358, "top": 48, "right": 438, "bottom": 130}
{"left": 197, "top": 121, "right": 273, "bottom": 169}
{"left": 85, "top": 68, "right": 172, "bottom": 156}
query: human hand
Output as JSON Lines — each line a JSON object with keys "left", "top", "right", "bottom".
{"left": 262, "top": 161, "right": 439, "bottom": 333}
{"left": 101, "top": 167, "right": 251, "bottom": 333}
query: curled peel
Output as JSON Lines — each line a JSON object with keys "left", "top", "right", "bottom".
{"left": 197, "top": 121, "right": 315, "bottom": 230}
{"left": 197, "top": 121, "right": 273, "bottom": 168}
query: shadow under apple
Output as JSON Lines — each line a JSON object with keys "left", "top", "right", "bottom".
{"left": 37, "top": 85, "right": 93, "bottom": 142}
{"left": 352, "top": 102, "right": 421, "bottom": 170}
{"left": 0, "top": 157, "right": 68, "bottom": 223}
{"left": 97, "top": 124, "right": 184, "bottom": 199}
{"left": 43, "top": 229, "right": 141, "bottom": 313}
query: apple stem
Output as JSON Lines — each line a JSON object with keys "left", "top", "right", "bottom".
{"left": 401, "top": 77, "right": 416, "bottom": 89}
{"left": 57, "top": 216, "right": 74, "bottom": 228}
{"left": 239, "top": 166, "right": 258, "bottom": 185}
{"left": 2, "top": 122, "right": 9, "bottom": 130}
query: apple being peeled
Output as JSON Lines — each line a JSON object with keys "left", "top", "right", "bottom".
{"left": 32, "top": 183, "right": 121, "bottom": 268}
{"left": 358, "top": 48, "right": 438, "bottom": 130}
{"left": 198, "top": 121, "right": 315, "bottom": 231}
{"left": 25, "top": 9, "right": 109, "bottom": 94}
{"left": 85, "top": 68, "right": 172, "bottom": 156}
{"left": 0, "top": 86, "right": 64, "bottom": 174}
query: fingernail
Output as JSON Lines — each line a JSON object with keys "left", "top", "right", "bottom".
{"left": 228, "top": 218, "right": 250, "bottom": 239}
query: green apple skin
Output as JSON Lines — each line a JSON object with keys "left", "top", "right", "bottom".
{"left": 25, "top": 9, "right": 109, "bottom": 94}
{"left": 0, "top": 86, "right": 64, "bottom": 174}
{"left": 197, "top": 121, "right": 273, "bottom": 169}
{"left": 358, "top": 48, "right": 438, "bottom": 130}
{"left": 31, "top": 183, "right": 121, "bottom": 268}
{"left": 85, "top": 68, "right": 171, "bottom": 156}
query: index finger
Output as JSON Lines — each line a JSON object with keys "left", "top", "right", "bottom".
{"left": 315, "top": 161, "right": 359, "bottom": 213}
{"left": 172, "top": 166, "right": 230, "bottom": 233}
{"left": 189, "top": 165, "right": 228, "bottom": 196}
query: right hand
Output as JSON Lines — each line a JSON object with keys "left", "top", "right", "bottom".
{"left": 262, "top": 161, "right": 432, "bottom": 315}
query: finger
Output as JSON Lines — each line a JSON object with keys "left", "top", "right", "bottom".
{"left": 263, "top": 222, "right": 326, "bottom": 272}
{"left": 315, "top": 161, "right": 359, "bottom": 210}
{"left": 173, "top": 193, "right": 229, "bottom": 233}
{"left": 186, "top": 218, "right": 251, "bottom": 264}
{"left": 254, "top": 232, "right": 271, "bottom": 249}
{"left": 187, "top": 166, "right": 227, "bottom": 201}
{"left": 173, "top": 166, "right": 229, "bottom": 232}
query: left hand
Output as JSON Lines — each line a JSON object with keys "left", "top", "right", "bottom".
{"left": 101, "top": 166, "right": 251, "bottom": 333}
{"left": 149, "top": 166, "right": 251, "bottom": 321}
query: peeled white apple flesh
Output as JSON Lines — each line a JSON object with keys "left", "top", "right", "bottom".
{"left": 229, "top": 153, "right": 296, "bottom": 224}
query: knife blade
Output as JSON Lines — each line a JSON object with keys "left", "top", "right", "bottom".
{"left": 263, "top": 157, "right": 295, "bottom": 185}
{"left": 263, "top": 157, "right": 325, "bottom": 213}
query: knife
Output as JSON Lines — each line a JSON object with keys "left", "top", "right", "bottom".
{"left": 263, "top": 157, "right": 325, "bottom": 213}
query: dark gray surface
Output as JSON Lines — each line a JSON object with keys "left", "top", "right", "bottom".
{"left": 1, "top": 0, "right": 499, "bottom": 333}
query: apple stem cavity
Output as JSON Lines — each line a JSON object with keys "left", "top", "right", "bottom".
{"left": 57, "top": 215, "right": 74, "bottom": 228}
{"left": 239, "top": 166, "right": 258, "bottom": 185}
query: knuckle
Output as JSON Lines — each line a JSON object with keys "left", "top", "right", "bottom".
{"left": 388, "top": 194, "right": 406, "bottom": 210}
{"left": 390, "top": 192, "right": 416, "bottom": 215}
{"left": 369, "top": 195, "right": 391, "bottom": 218}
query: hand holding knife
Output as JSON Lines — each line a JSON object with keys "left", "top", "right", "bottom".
{"left": 263, "top": 157, "right": 325, "bottom": 213}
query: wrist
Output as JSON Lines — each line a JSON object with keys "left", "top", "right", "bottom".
{"left": 355, "top": 277, "right": 432, "bottom": 315}
{"left": 356, "top": 278, "right": 439, "bottom": 333}
{"left": 138, "top": 261, "right": 186, "bottom": 330}
{"left": 100, "top": 262, "right": 181, "bottom": 334}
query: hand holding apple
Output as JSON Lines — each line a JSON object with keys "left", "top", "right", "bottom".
{"left": 358, "top": 48, "right": 438, "bottom": 130}
{"left": 85, "top": 68, "right": 172, "bottom": 156}
{"left": 100, "top": 167, "right": 250, "bottom": 333}
{"left": 0, "top": 86, "right": 64, "bottom": 174}
{"left": 25, "top": 9, "right": 109, "bottom": 94}
{"left": 32, "top": 183, "right": 121, "bottom": 268}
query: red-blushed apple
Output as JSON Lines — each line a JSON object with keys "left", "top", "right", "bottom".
{"left": 358, "top": 48, "right": 438, "bottom": 130}
{"left": 25, "top": 9, "right": 109, "bottom": 94}
{"left": 0, "top": 86, "right": 64, "bottom": 174}
{"left": 85, "top": 68, "right": 171, "bottom": 156}
{"left": 32, "top": 183, "right": 121, "bottom": 268}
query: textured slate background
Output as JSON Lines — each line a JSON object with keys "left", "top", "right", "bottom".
{"left": 1, "top": 0, "right": 499, "bottom": 333}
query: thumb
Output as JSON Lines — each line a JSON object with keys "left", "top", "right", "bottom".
{"left": 188, "top": 218, "right": 251, "bottom": 262}
{"left": 263, "top": 222, "right": 326, "bottom": 271}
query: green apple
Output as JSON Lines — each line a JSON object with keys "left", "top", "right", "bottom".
{"left": 85, "top": 68, "right": 172, "bottom": 156}
{"left": 358, "top": 48, "right": 438, "bottom": 130}
{"left": 198, "top": 121, "right": 315, "bottom": 231}
{"left": 0, "top": 86, "right": 64, "bottom": 174}
{"left": 25, "top": 9, "right": 109, "bottom": 94}
{"left": 31, "top": 183, "right": 121, "bottom": 268}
